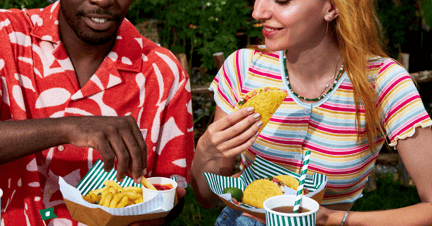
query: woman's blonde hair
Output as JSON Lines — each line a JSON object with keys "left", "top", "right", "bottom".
{"left": 332, "top": 0, "right": 388, "bottom": 152}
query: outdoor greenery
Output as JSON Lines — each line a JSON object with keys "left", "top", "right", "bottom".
{"left": 0, "top": 1, "right": 429, "bottom": 225}
{"left": 422, "top": 0, "right": 432, "bottom": 28}
{"left": 1, "top": 0, "right": 51, "bottom": 9}
{"left": 377, "top": 0, "right": 421, "bottom": 58}
{"left": 127, "top": 0, "right": 260, "bottom": 78}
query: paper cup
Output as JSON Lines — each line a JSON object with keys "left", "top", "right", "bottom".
{"left": 142, "top": 177, "right": 177, "bottom": 211}
{"left": 263, "top": 195, "right": 319, "bottom": 226}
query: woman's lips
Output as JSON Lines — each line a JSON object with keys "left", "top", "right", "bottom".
{"left": 262, "top": 26, "right": 283, "bottom": 38}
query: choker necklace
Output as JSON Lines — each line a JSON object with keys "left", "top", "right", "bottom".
{"left": 284, "top": 50, "right": 344, "bottom": 102}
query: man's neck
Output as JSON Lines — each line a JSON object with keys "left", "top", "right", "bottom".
{"left": 58, "top": 12, "right": 116, "bottom": 88}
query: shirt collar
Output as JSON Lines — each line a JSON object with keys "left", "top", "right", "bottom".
{"left": 30, "top": 1, "right": 143, "bottom": 73}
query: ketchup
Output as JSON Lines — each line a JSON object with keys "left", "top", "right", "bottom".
{"left": 153, "top": 184, "right": 173, "bottom": 191}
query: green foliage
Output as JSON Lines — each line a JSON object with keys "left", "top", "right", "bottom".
{"left": 127, "top": 0, "right": 258, "bottom": 76}
{"left": 169, "top": 185, "right": 220, "bottom": 226}
{"left": 351, "top": 173, "right": 421, "bottom": 211}
{"left": 1, "top": 0, "right": 51, "bottom": 9}
{"left": 376, "top": 0, "right": 420, "bottom": 58}
{"left": 422, "top": 0, "right": 432, "bottom": 28}
{"left": 160, "top": 0, "right": 251, "bottom": 71}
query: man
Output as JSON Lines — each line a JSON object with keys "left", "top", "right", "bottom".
{"left": 0, "top": 0, "right": 194, "bottom": 225}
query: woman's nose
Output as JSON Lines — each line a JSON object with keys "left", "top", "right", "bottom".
{"left": 252, "top": 0, "right": 272, "bottom": 21}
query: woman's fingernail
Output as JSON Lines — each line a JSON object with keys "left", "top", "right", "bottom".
{"left": 254, "top": 113, "right": 261, "bottom": 119}
{"left": 247, "top": 107, "right": 254, "bottom": 112}
{"left": 257, "top": 121, "right": 263, "bottom": 127}
{"left": 255, "top": 131, "right": 260, "bottom": 137}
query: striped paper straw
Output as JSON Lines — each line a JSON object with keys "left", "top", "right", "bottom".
{"left": 293, "top": 150, "right": 311, "bottom": 213}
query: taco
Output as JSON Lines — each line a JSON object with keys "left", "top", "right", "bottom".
{"left": 234, "top": 87, "right": 287, "bottom": 132}
{"left": 242, "top": 175, "right": 305, "bottom": 208}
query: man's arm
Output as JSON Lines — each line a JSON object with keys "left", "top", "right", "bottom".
{"left": 0, "top": 116, "right": 146, "bottom": 183}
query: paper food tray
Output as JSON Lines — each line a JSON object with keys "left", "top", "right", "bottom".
{"left": 60, "top": 160, "right": 178, "bottom": 226}
{"left": 204, "top": 155, "right": 327, "bottom": 219}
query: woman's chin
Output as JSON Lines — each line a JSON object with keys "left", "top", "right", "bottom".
{"left": 263, "top": 41, "right": 287, "bottom": 52}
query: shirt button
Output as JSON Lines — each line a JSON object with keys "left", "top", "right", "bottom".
{"left": 300, "top": 130, "right": 306, "bottom": 136}
{"left": 58, "top": 145, "right": 65, "bottom": 152}
{"left": 295, "top": 154, "right": 302, "bottom": 160}
{"left": 304, "top": 109, "right": 310, "bottom": 114}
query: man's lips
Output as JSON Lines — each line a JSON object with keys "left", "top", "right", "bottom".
{"left": 83, "top": 15, "right": 116, "bottom": 31}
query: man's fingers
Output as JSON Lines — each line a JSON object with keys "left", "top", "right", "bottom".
{"left": 109, "top": 135, "right": 130, "bottom": 182}
{"left": 121, "top": 133, "right": 143, "bottom": 184}
{"left": 176, "top": 187, "right": 186, "bottom": 199}
{"left": 93, "top": 141, "right": 117, "bottom": 173}
{"left": 124, "top": 117, "right": 147, "bottom": 183}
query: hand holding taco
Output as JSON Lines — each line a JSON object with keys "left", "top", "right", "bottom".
{"left": 234, "top": 87, "right": 287, "bottom": 132}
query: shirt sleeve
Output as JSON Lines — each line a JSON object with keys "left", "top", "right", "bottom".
{"left": 209, "top": 48, "right": 255, "bottom": 114}
{"left": 375, "top": 58, "right": 432, "bottom": 147}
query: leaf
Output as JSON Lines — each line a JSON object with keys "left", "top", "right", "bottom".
{"left": 422, "top": 0, "right": 432, "bottom": 29}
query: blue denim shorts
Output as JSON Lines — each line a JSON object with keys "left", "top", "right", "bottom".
{"left": 214, "top": 206, "right": 266, "bottom": 226}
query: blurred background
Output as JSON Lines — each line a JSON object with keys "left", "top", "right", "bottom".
{"left": 1, "top": 0, "right": 431, "bottom": 224}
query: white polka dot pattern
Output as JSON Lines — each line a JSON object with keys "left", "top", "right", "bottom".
{"left": 0, "top": 3, "right": 194, "bottom": 225}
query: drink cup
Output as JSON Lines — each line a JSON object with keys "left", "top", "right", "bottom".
{"left": 263, "top": 195, "right": 319, "bottom": 226}
{"left": 142, "top": 177, "right": 177, "bottom": 211}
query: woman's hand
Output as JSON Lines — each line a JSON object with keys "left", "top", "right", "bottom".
{"left": 315, "top": 205, "right": 333, "bottom": 226}
{"left": 129, "top": 187, "right": 186, "bottom": 226}
{"left": 196, "top": 106, "right": 262, "bottom": 162}
{"left": 191, "top": 106, "right": 262, "bottom": 209}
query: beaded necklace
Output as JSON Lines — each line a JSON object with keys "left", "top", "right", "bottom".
{"left": 284, "top": 50, "right": 344, "bottom": 102}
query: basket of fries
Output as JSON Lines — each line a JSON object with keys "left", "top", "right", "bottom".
{"left": 59, "top": 160, "right": 178, "bottom": 226}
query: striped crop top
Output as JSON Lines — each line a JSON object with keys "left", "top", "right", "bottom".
{"left": 209, "top": 48, "right": 432, "bottom": 204}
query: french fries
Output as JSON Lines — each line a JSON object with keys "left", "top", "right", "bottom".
{"left": 82, "top": 180, "right": 144, "bottom": 208}
{"left": 141, "top": 176, "right": 157, "bottom": 190}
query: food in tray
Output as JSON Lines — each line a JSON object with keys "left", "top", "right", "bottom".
{"left": 242, "top": 175, "right": 307, "bottom": 208}
{"left": 82, "top": 180, "right": 144, "bottom": 208}
{"left": 234, "top": 87, "right": 287, "bottom": 132}
{"left": 142, "top": 176, "right": 174, "bottom": 191}
{"left": 141, "top": 176, "right": 157, "bottom": 190}
{"left": 222, "top": 187, "right": 243, "bottom": 204}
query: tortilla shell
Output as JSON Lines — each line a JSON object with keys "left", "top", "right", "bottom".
{"left": 242, "top": 179, "right": 282, "bottom": 208}
{"left": 242, "top": 175, "right": 301, "bottom": 208}
{"left": 234, "top": 87, "right": 287, "bottom": 132}
{"left": 275, "top": 175, "right": 299, "bottom": 191}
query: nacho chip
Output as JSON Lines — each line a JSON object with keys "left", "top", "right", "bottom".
{"left": 234, "top": 87, "right": 287, "bottom": 132}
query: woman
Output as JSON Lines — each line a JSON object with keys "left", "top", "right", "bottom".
{"left": 191, "top": 0, "right": 432, "bottom": 225}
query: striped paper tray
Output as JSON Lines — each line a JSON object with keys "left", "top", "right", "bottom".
{"left": 203, "top": 155, "right": 327, "bottom": 219}
{"left": 59, "top": 160, "right": 177, "bottom": 226}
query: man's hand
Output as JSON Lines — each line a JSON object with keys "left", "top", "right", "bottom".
{"left": 63, "top": 116, "right": 146, "bottom": 183}
{"left": 129, "top": 187, "right": 187, "bottom": 226}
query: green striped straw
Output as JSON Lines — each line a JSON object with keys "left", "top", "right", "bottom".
{"left": 293, "top": 150, "right": 311, "bottom": 213}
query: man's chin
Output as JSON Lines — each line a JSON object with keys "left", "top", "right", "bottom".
{"left": 78, "top": 33, "right": 116, "bottom": 45}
